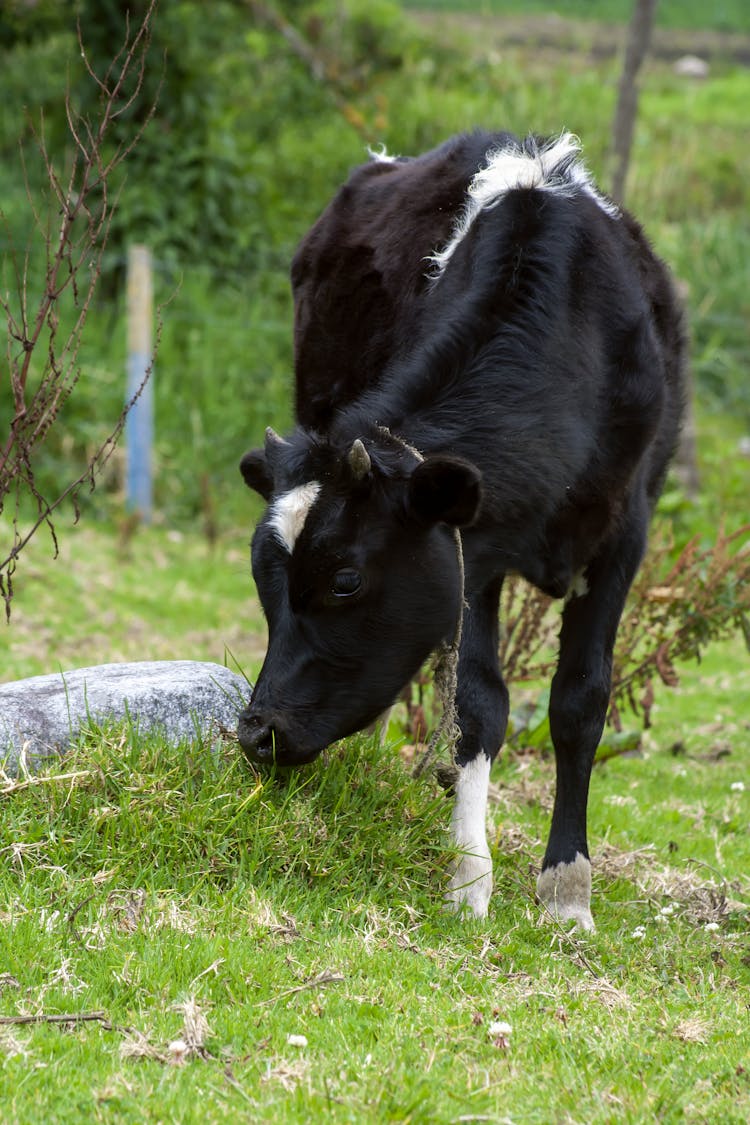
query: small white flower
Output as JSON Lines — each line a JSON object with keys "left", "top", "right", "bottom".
{"left": 660, "top": 904, "right": 676, "bottom": 916}
{"left": 631, "top": 926, "right": 647, "bottom": 939}
{"left": 704, "top": 922, "right": 720, "bottom": 933}
{"left": 730, "top": 781, "right": 745, "bottom": 793}
{"left": 167, "top": 1038, "right": 189, "bottom": 1064}
{"left": 287, "top": 1034, "right": 308, "bottom": 1048}
{"left": 488, "top": 1021, "right": 512, "bottom": 1037}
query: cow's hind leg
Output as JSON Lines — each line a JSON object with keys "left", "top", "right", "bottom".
{"left": 538, "top": 504, "right": 649, "bottom": 931}
{"left": 446, "top": 577, "right": 508, "bottom": 919}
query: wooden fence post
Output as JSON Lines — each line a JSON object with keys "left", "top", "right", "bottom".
{"left": 610, "top": 0, "right": 658, "bottom": 205}
{"left": 125, "top": 244, "right": 154, "bottom": 522}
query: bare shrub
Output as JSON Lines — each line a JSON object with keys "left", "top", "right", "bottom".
{"left": 405, "top": 524, "right": 750, "bottom": 749}
{"left": 610, "top": 524, "right": 750, "bottom": 728}
{"left": 499, "top": 525, "right": 750, "bottom": 731}
{"left": 0, "top": 0, "right": 158, "bottom": 619}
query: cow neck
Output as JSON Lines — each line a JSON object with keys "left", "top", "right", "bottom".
{"left": 376, "top": 425, "right": 464, "bottom": 783}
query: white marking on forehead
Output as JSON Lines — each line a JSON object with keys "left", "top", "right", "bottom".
{"left": 269, "top": 481, "right": 321, "bottom": 553}
{"left": 428, "top": 131, "right": 619, "bottom": 278}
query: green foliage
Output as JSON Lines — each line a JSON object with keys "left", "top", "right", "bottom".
{"left": 1, "top": 724, "right": 448, "bottom": 900}
{"left": 0, "top": 0, "right": 72, "bottom": 46}
{"left": 1, "top": 2, "right": 748, "bottom": 528}
{"left": 71, "top": 0, "right": 258, "bottom": 273}
{"left": 0, "top": 520, "right": 268, "bottom": 683}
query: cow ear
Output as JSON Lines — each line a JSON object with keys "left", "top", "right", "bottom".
{"left": 406, "top": 456, "right": 482, "bottom": 528}
{"left": 240, "top": 448, "right": 274, "bottom": 501}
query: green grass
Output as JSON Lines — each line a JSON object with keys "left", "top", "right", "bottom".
{"left": 0, "top": 517, "right": 267, "bottom": 683}
{"left": 1, "top": 520, "right": 749, "bottom": 1122}
{"left": 1, "top": 669, "right": 748, "bottom": 1123}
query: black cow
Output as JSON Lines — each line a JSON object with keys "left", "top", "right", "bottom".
{"left": 238, "top": 131, "right": 686, "bottom": 928}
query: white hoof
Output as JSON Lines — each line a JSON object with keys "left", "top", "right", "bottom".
{"left": 537, "top": 853, "right": 595, "bottom": 932}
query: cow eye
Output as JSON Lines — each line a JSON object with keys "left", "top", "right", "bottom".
{"left": 330, "top": 568, "right": 362, "bottom": 598}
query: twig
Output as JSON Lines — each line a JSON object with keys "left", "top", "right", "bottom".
{"left": 537, "top": 900, "right": 603, "bottom": 980}
{"left": 247, "top": 0, "right": 370, "bottom": 139}
{"left": 255, "top": 970, "right": 344, "bottom": 1007}
{"left": 0, "top": 1010, "right": 114, "bottom": 1028}
{"left": 67, "top": 892, "right": 98, "bottom": 946}
{"left": 0, "top": 769, "right": 93, "bottom": 798}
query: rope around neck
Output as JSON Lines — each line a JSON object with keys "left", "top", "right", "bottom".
{"left": 375, "top": 427, "right": 465, "bottom": 780}
{"left": 412, "top": 523, "right": 464, "bottom": 782}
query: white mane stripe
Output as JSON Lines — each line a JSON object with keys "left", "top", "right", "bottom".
{"left": 367, "top": 143, "right": 399, "bottom": 164}
{"left": 269, "top": 482, "right": 321, "bottom": 553}
{"left": 428, "top": 132, "right": 619, "bottom": 278}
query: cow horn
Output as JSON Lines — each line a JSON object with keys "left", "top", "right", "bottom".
{"left": 348, "top": 438, "right": 371, "bottom": 480}
{"left": 265, "top": 426, "right": 286, "bottom": 449}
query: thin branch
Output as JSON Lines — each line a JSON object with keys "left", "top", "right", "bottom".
{"left": 0, "top": 1010, "right": 130, "bottom": 1033}
{"left": 255, "top": 970, "right": 345, "bottom": 1007}
{"left": 0, "top": 1010, "right": 108, "bottom": 1026}
{"left": 0, "top": 766, "right": 94, "bottom": 797}
{"left": 247, "top": 0, "right": 371, "bottom": 139}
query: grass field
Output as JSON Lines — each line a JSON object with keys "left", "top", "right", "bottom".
{"left": 1, "top": 676, "right": 748, "bottom": 1122}
{"left": 1, "top": 521, "right": 749, "bottom": 1123}
{"left": 1, "top": 684, "right": 749, "bottom": 1123}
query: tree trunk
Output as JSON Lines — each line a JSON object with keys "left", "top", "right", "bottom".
{"left": 611, "top": 2, "right": 700, "bottom": 497}
{"left": 610, "top": 0, "right": 658, "bottom": 205}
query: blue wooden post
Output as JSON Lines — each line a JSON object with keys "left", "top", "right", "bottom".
{"left": 125, "top": 244, "right": 153, "bottom": 522}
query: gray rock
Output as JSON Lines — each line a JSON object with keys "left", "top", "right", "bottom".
{"left": 0, "top": 661, "right": 251, "bottom": 776}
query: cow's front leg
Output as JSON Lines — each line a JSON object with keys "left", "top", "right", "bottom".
{"left": 445, "top": 577, "right": 508, "bottom": 919}
{"left": 538, "top": 505, "right": 648, "bottom": 931}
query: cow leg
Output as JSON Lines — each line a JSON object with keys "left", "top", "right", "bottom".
{"left": 538, "top": 504, "right": 648, "bottom": 931}
{"left": 446, "top": 577, "right": 508, "bottom": 919}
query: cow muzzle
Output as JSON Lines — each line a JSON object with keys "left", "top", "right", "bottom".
{"left": 237, "top": 711, "right": 275, "bottom": 764}
{"left": 237, "top": 708, "right": 321, "bottom": 767}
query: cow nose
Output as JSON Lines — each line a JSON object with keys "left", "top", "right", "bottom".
{"left": 237, "top": 711, "right": 275, "bottom": 764}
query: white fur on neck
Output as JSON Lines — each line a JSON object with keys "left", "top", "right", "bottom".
{"left": 428, "top": 132, "right": 618, "bottom": 278}
{"left": 269, "top": 482, "right": 321, "bottom": 553}
{"left": 446, "top": 753, "right": 493, "bottom": 918}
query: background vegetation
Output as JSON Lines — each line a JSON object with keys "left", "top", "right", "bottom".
{"left": 1, "top": 0, "right": 748, "bottom": 533}
{"left": 1, "top": 4, "right": 749, "bottom": 1121}
{"left": 404, "top": 0, "right": 750, "bottom": 33}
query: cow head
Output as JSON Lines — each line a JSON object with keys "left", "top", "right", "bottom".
{"left": 237, "top": 427, "right": 481, "bottom": 766}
